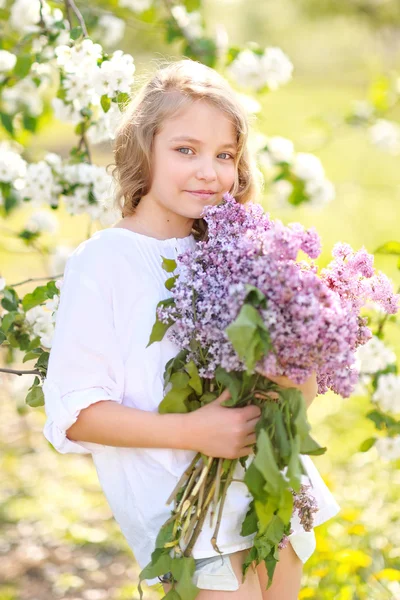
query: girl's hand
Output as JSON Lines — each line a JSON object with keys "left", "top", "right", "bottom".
{"left": 257, "top": 369, "right": 318, "bottom": 409}
{"left": 186, "top": 389, "right": 261, "bottom": 459}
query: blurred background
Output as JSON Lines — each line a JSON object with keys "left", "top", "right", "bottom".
{"left": 1, "top": 0, "right": 400, "bottom": 599}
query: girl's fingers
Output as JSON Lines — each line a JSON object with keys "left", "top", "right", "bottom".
{"left": 244, "top": 433, "right": 257, "bottom": 446}
{"left": 244, "top": 416, "right": 260, "bottom": 434}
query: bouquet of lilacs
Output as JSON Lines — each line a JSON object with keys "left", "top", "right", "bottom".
{"left": 138, "top": 194, "right": 399, "bottom": 600}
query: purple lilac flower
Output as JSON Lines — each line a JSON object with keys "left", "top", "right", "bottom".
{"left": 292, "top": 484, "right": 318, "bottom": 532}
{"left": 158, "top": 193, "right": 400, "bottom": 398}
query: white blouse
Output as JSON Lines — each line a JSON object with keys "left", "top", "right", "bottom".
{"left": 42, "top": 227, "right": 340, "bottom": 587}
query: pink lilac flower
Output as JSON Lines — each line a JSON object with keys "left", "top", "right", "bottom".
{"left": 158, "top": 193, "right": 400, "bottom": 398}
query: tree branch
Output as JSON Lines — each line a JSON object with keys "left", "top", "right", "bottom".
{"left": 9, "top": 274, "right": 63, "bottom": 288}
{"left": 0, "top": 367, "right": 41, "bottom": 376}
{"left": 64, "top": 0, "right": 88, "bottom": 37}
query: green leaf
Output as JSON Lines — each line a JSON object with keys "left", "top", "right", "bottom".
{"left": 300, "top": 433, "right": 327, "bottom": 456}
{"left": 1, "top": 287, "right": 19, "bottom": 312}
{"left": 70, "top": 26, "right": 83, "bottom": 40}
{"left": 243, "top": 461, "right": 266, "bottom": 501}
{"left": 254, "top": 500, "right": 276, "bottom": 535}
{"left": 116, "top": 92, "right": 130, "bottom": 109}
{"left": 0, "top": 330, "right": 6, "bottom": 344}
{"left": 0, "top": 112, "right": 14, "bottom": 135}
{"left": 244, "top": 285, "right": 267, "bottom": 308}
{"left": 22, "top": 350, "right": 42, "bottom": 363}
{"left": 22, "top": 114, "right": 38, "bottom": 132}
{"left": 22, "top": 285, "right": 49, "bottom": 312}
{"left": 165, "top": 276, "right": 177, "bottom": 290}
{"left": 240, "top": 501, "right": 258, "bottom": 536}
{"left": 274, "top": 409, "right": 291, "bottom": 460}
{"left": 171, "top": 556, "right": 198, "bottom": 600}
{"left": 214, "top": 367, "right": 241, "bottom": 405}
{"left": 374, "top": 241, "right": 400, "bottom": 256}
{"left": 359, "top": 437, "right": 376, "bottom": 452}
{"left": 226, "top": 304, "right": 271, "bottom": 372}
{"left": 163, "top": 349, "right": 188, "bottom": 385}
{"left": 161, "top": 256, "right": 177, "bottom": 273}
{"left": 170, "top": 371, "right": 190, "bottom": 389}
{"left": 253, "top": 430, "right": 284, "bottom": 495}
{"left": 366, "top": 409, "right": 396, "bottom": 431}
{"left": 139, "top": 549, "right": 173, "bottom": 581}
{"left": 100, "top": 94, "right": 111, "bottom": 113}
{"left": 199, "top": 391, "right": 217, "bottom": 404}
{"left": 1, "top": 311, "right": 17, "bottom": 333}
{"left": 147, "top": 299, "right": 175, "bottom": 347}
{"left": 26, "top": 385, "right": 44, "bottom": 407}
{"left": 277, "top": 488, "right": 294, "bottom": 523}
{"left": 156, "top": 519, "right": 175, "bottom": 548}
{"left": 36, "top": 351, "right": 49, "bottom": 371}
{"left": 14, "top": 55, "right": 32, "bottom": 78}
{"left": 185, "top": 360, "right": 202, "bottom": 395}
{"left": 164, "top": 590, "right": 181, "bottom": 599}
{"left": 159, "top": 387, "right": 191, "bottom": 414}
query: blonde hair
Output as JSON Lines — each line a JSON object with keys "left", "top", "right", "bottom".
{"left": 111, "top": 59, "right": 262, "bottom": 240}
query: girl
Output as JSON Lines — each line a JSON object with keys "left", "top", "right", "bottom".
{"left": 43, "top": 59, "right": 340, "bottom": 599}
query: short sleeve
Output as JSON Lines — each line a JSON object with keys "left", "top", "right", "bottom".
{"left": 43, "top": 241, "right": 124, "bottom": 455}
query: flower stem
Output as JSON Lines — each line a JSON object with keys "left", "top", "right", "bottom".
{"left": 211, "top": 459, "right": 238, "bottom": 553}
{"left": 166, "top": 452, "right": 202, "bottom": 506}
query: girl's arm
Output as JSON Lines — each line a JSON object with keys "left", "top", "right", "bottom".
{"left": 66, "top": 401, "right": 191, "bottom": 450}
{"left": 262, "top": 371, "right": 318, "bottom": 409}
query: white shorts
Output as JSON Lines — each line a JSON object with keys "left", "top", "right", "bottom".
{"left": 160, "top": 530, "right": 316, "bottom": 591}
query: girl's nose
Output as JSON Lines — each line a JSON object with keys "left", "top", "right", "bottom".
{"left": 196, "top": 159, "right": 217, "bottom": 181}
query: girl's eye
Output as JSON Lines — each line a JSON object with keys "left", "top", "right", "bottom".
{"left": 177, "top": 147, "right": 194, "bottom": 155}
{"left": 218, "top": 152, "right": 234, "bottom": 160}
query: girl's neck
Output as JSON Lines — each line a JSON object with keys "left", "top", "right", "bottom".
{"left": 116, "top": 196, "right": 194, "bottom": 241}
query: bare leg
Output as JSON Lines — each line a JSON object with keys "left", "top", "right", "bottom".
{"left": 256, "top": 542, "right": 303, "bottom": 600}
{"left": 162, "top": 549, "right": 263, "bottom": 599}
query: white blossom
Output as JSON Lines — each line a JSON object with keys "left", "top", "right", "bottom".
{"left": 227, "top": 50, "right": 266, "bottom": 91}
{"left": 259, "top": 47, "right": 293, "bottom": 91}
{"left": 25, "top": 305, "right": 55, "bottom": 348}
{"left": 55, "top": 39, "right": 103, "bottom": 73}
{"left": 0, "top": 277, "right": 6, "bottom": 291}
{"left": 87, "top": 103, "right": 123, "bottom": 144}
{"left": 369, "top": 119, "right": 400, "bottom": 155}
{"left": 97, "top": 15, "right": 126, "bottom": 47}
{"left": 51, "top": 97, "right": 82, "bottom": 125}
{"left": 265, "top": 136, "right": 294, "bottom": 164}
{"left": 93, "top": 50, "right": 135, "bottom": 97}
{"left": 271, "top": 180, "right": 294, "bottom": 206}
{"left": 26, "top": 210, "right": 59, "bottom": 235}
{"left": 305, "top": 178, "right": 335, "bottom": 207}
{"left": 63, "top": 71, "right": 100, "bottom": 109}
{"left": 0, "top": 50, "right": 17, "bottom": 72}
{"left": 45, "top": 295, "right": 59, "bottom": 323}
{"left": 0, "top": 147, "right": 27, "bottom": 183}
{"left": 375, "top": 436, "right": 400, "bottom": 461}
{"left": 21, "top": 162, "right": 60, "bottom": 206}
{"left": 292, "top": 153, "right": 325, "bottom": 181}
{"left": 355, "top": 336, "right": 396, "bottom": 374}
{"left": 372, "top": 373, "right": 400, "bottom": 414}
{"left": 2, "top": 78, "right": 44, "bottom": 116}
{"left": 228, "top": 47, "right": 293, "bottom": 92}
{"left": 171, "top": 5, "right": 203, "bottom": 40}
{"left": 119, "top": 0, "right": 153, "bottom": 12}
{"left": 10, "top": 0, "right": 49, "bottom": 32}
{"left": 352, "top": 100, "right": 374, "bottom": 121}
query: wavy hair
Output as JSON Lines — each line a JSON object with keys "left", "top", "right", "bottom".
{"left": 111, "top": 59, "right": 262, "bottom": 240}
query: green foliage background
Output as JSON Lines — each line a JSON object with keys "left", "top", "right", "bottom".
{"left": 1, "top": 1, "right": 400, "bottom": 598}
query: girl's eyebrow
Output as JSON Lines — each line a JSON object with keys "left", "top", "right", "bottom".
{"left": 169, "top": 136, "right": 237, "bottom": 151}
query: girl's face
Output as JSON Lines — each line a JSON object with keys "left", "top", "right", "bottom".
{"left": 144, "top": 100, "right": 238, "bottom": 222}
